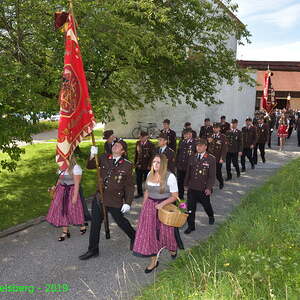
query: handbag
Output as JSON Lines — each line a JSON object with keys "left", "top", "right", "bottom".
{"left": 48, "top": 171, "right": 63, "bottom": 198}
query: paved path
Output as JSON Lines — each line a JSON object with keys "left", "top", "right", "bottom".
{"left": 1, "top": 135, "right": 299, "bottom": 300}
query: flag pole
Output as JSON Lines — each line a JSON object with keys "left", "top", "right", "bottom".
{"left": 68, "top": 0, "right": 110, "bottom": 239}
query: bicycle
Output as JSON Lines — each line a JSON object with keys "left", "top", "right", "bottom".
{"left": 131, "top": 122, "right": 160, "bottom": 138}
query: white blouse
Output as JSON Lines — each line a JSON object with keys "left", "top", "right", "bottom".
{"left": 146, "top": 173, "right": 178, "bottom": 193}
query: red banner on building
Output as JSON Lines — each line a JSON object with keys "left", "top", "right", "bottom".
{"left": 56, "top": 13, "right": 95, "bottom": 170}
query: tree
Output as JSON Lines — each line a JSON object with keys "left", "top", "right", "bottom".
{"left": 0, "top": 0, "right": 253, "bottom": 171}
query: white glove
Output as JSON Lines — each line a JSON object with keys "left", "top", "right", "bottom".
{"left": 121, "top": 204, "right": 130, "bottom": 214}
{"left": 90, "top": 146, "right": 98, "bottom": 156}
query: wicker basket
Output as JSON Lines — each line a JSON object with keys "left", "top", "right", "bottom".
{"left": 158, "top": 204, "right": 188, "bottom": 227}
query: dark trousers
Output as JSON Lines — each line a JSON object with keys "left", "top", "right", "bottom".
{"left": 187, "top": 189, "right": 214, "bottom": 228}
{"left": 253, "top": 143, "right": 266, "bottom": 164}
{"left": 268, "top": 130, "right": 272, "bottom": 148}
{"left": 297, "top": 130, "right": 300, "bottom": 146}
{"left": 241, "top": 147, "right": 254, "bottom": 169}
{"left": 226, "top": 152, "right": 240, "bottom": 177}
{"left": 177, "top": 169, "right": 186, "bottom": 199}
{"left": 287, "top": 127, "right": 293, "bottom": 139}
{"left": 135, "top": 168, "right": 148, "bottom": 196}
{"left": 216, "top": 162, "right": 224, "bottom": 185}
{"left": 88, "top": 198, "right": 135, "bottom": 252}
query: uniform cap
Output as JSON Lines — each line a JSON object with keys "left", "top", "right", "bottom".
{"left": 184, "top": 122, "right": 191, "bottom": 127}
{"left": 103, "top": 130, "right": 114, "bottom": 139}
{"left": 204, "top": 118, "right": 210, "bottom": 122}
{"left": 231, "top": 119, "right": 238, "bottom": 124}
{"left": 183, "top": 128, "right": 193, "bottom": 134}
{"left": 158, "top": 133, "right": 168, "bottom": 140}
{"left": 163, "top": 119, "right": 170, "bottom": 124}
{"left": 213, "top": 122, "right": 221, "bottom": 128}
{"left": 140, "top": 131, "right": 148, "bottom": 137}
{"left": 221, "top": 115, "right": 226, "bottom": 119}
{"left": 246, "top": 117, "right": 252, "bottom": 121}
{"left": 114, "top": 138, "right": 127, "bottom": 153}
{"left": 195, "top": 138, "right": 208, "bottom": 146}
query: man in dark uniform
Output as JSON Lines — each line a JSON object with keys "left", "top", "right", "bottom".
{"left": 184, "top": 138, "right": 216, "bottom": 234}
{"left": 225, "top": 119, "right": 243, "bottom": 180}
{"left": 199, "top": 118, "right": 213, "bottom": 139}
{"left": 295, "top": 112, "right": 300, "bottom": 146}
{"left": 160, "top": 119, "right": 177, "bottom": 152}
{"left": 103, "top": 130, "right": 116, "bottom": 154}
{"left": 253, "top": 117, "right": 269, "bottom": 164}
{"left": 220, "top": 116, "right": 230, "bottom": 134}
{"left": 156, "top": 133, "right": 176, "bottom": 173}
{"left": 181, "top": 122, "right": 197, "bottom": 139}
{"left": 79, "top": 140, "right": 135, "bottom": 260}
{"left": 287, "top": 113, "right": 295, "bottom": 139}
{"left": 176, "top": 128, "right": 196, "bottom": 199}
{"left": 241, "top": 117, "right": 256, "bottom": 172}
{"left": 134, "top": 131, "right": 155, "bottom": 198}
{"left": 207, "top": 123, "right": 228, "bottom": 189}
{"left": 266, "top": 112, "right": 276, "bottom": 148}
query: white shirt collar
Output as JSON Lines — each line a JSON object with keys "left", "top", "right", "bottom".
{"left": 160, "top": 145, "right": 167, "bottom": 152}
{"left": 197, "top": 152, "right": 206, "bottom": 159}
{"left": 112, "top": 156, "right": 121, "bottom": 162}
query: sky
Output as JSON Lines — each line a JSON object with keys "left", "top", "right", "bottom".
{"left": 234, "top": 0, "right": 300, "bottom": 61}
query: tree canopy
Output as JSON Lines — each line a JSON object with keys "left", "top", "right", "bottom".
{"left": 0, "top": 0, "right": 253, "bottom": 170}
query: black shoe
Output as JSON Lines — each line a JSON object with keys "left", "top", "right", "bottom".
{"left": 184, "top": 227, "right": 195, "bottom": 234}
{"left": 80, "top": 227, "right": 87, "bottom": 235}
{"left": 225, "top": 176, "right": 232, "bottom": 181}
{"left": 209, "top": 217, "right": 215, "bottom": 225}
{"left": 134, "top": 194, "right": 143, "bottom": 199}
{"left": 58, "top": 231, "right": 70, "bottom": 242}
{"left": 237, "top": 172, "right": 241, "bottom": 178}
{"left": 170, "top": 251, "right": 177, "bottom": 259}
{"left": 79, "top": 250, "right": 99, "bottom": 260}
{"left": 241, "top": 168, "right": 246, "bottom": 173}
{"left": 145, "top": 261, "right": 159, "bottom": 274}
{"left": 219, "top": 182, "right": 224, "bottom": 189}
{"left": 262, "top": 159, "right": 266, "bottom": 163}
{"left": 251, "top": 165, "right": 255, "bottom": 169}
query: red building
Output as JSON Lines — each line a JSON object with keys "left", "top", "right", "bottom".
{"left": 238, "top": 60, "right": 300, "bottom": 110}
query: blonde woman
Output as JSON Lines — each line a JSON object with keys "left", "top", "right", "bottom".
{"left": 46, "top": 155, "right": 88, "bottom": 241}
{"left": 133, "top": 154, "right": 184, "bottom": 273}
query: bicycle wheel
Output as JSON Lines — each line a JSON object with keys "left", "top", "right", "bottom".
{"left": 132, "top": 127, "right": 140, "bottom": 138}
{"left": 148, "top": 127, "right": 160, "bottom": 138}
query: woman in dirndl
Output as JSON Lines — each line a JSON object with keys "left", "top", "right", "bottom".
{"left": 46, "top": 155, "right": 90, "bottom": 241}
{"left": 133, "top": 154, "right": 184, "bottom": 273}
{"left": 277, "top": 114, "right": 289, "bottom": 151}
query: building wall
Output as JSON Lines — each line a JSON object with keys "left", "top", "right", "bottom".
{"left": 290, "top": 98, "right": 300, "bottom": 111}
{"left": 106, "top": 35, "right": 257, "bottom": 136}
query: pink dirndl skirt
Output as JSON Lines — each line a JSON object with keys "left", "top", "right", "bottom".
{"left": 46, "top": 184, "right": 85, "bottom": 227}
{"left": 133, "top": 197, "right": 178, "bottom": 257}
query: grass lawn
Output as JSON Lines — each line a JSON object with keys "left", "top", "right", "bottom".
{"left": 0, "top": 139, "right": 138, "bottom": 231}
{"left": 138, "top": 159, "right": 300, "bottom": 299}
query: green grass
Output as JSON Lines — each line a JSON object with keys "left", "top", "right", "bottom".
{"left": 32, "top": 121, "right": 58, "bottom": 134}
{"left": 137, "top": 159, "right": 300, "bottom": 300}
{"left": 0, "top": 139, "right": 137, "bottom": 231}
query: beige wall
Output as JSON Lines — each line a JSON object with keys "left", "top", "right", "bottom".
{"left": 290, "top": 98, "right": 300, "bottom": 110}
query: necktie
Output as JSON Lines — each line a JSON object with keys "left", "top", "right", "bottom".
{"left": 113, "top": 159, "right": 116, "bottom": 165}
{"left": 159, "top": 148, "right": 162, "bottom": 154}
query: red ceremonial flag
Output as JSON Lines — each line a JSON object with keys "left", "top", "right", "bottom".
{"left": 261, "top": 70, "right": 276, "bottom": 113}
{"left": 56, "top": 13, "right": 95, "bottom": 170}
{"left": 261, "top": 70, "right": 270, "bottom": 111}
